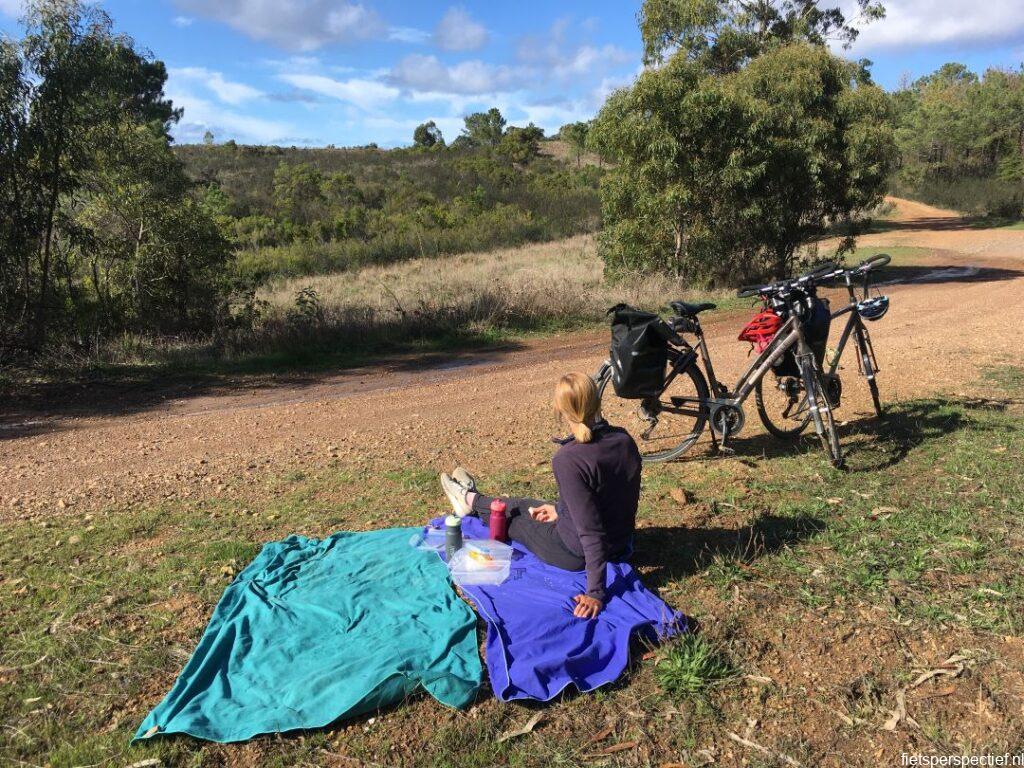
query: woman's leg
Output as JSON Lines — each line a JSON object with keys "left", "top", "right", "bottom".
{"left": 469, "top": 494, "right": 584, "bottom": 572}
{"left": 469, "top": 494, "right": 548, "bottom": 522}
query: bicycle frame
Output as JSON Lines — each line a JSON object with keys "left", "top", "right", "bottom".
{"left": 657, "top": 311, "right": 812, "bottom": 417}
{"left": 825, "top": 276, "right": 880, "bottom": 380}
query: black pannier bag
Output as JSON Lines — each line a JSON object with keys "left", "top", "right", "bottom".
{"left": 608, "top": 304, "right": 674, "bottom": 399}
{"left": 773, "top": 296, "right": 831, "bottom": 377}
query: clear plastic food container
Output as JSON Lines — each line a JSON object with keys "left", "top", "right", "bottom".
{"left": 448, "top": 539, "right": 513, "bottom": 586}
{"left": 409, "top": 527, "right": 446, "bottom": 552}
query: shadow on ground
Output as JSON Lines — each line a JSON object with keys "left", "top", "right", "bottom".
{"left": 633, "top": 512, "right": 825, "bottom": 591}
{"left": 0, "top": 337, "right": 527, "bottom": 441}
{"left": 868, "top": 264, "right": 1023, "bottom": 286}
{"left": 865, "top": 214, "right": 1022, "bottom": 234}
{"left": 673, "top": 395, "right": 1009, "bottom": 473}
{"left": 839, "top": 396, "right": 1014, "bottom": 472}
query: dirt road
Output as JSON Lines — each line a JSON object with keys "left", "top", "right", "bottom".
{"left": 2, "top": 198, "right": 1022, "bottom": 519}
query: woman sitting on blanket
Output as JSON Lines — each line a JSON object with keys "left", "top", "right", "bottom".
{"left": 441, "top": 372, "right": 641, "bottom": 620}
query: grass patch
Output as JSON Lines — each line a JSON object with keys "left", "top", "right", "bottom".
{"left": 2, "top": 367, "right": 1023, "bottom": 766}
{"left": 844, "top": 245, "right": 932, "bottom": 267}
{"left": 654, "top": 634, "right": 737, "bottom": 699}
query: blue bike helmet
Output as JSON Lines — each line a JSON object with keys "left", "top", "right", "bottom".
{"left": 857, "top": 296, "right": 890, "bottom": 322}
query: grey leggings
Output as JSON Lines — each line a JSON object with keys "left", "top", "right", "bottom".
{"left": 471, "top": 494, "right": 585, "bottom": 572}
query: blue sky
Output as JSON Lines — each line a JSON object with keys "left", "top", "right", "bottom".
{"left": 1, "top": 0, "right": 1023, "bottom": 147}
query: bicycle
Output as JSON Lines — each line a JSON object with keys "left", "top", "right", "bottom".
{"left": 595, "top": 263, "right": 845, "bottom": 467}
{"left": 755, "top": 254, "right": 891, "bottom": 439}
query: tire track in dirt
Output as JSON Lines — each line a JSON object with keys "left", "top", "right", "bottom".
{"left": 2, "top": 198, "right": 1022, "bottom": 520}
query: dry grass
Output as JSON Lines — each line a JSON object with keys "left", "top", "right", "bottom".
{"left": 243, "top": 235, "right": 731, "bottom": 358}
{"left": 539, "top": 139, "right": 604, "bottom": 168}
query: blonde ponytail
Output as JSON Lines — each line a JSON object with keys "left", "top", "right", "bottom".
{"left": 554, "top": 373, "right": 601, "bottom": 444}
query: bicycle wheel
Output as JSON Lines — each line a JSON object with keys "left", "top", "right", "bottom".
{"left": 755, "top": 373, "right": 812, "bottom": 439}
{"left": 801, "top": 363, "right": 844, "bottom": 468}
{"left": 598, "top": 361, "right": 709, "bottom": 463}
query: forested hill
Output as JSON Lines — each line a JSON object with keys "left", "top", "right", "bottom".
{"left": 173, "top": 141, "right": 603, "bottom": 281}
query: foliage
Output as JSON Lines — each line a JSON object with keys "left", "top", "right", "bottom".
{"left": 0, "top": 0, "right": 230, "bottom": 360}
{"left": 559, "top": 121, "right": 591, "bottom": 167}
{"left": 643, "top": 0, "right": 884, "bottom": 70}
{"left": 654, "top": 633, "right": 736, "bottom": 698}
{"left": 178, "top": 138, "right": 603, "bottom": 281}
{"left": 638, "top": 0, "right": 885, "bottom": 69}
{"left": 497, "top": 123, "right": 544, "bottom": 164}
{"left": 591, "top": 42, "right": 896, "bottom": 284}
{"left": 893, "top": 63, "right": 1024, "bottom": 218}
{"left": 462, "top": 107, "right": 507, "bottom": 147}
{"left": 413, "top": 120, "right": 444, "bottom": 149}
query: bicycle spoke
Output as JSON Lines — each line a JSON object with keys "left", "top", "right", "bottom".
{"left": 599, "top": 361, "right": 709, "bottom": 462}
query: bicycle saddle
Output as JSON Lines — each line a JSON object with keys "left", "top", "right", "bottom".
{"left": 670, "top": 300, "right": 717, "bottom": 317}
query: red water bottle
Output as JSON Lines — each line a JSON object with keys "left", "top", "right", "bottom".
{"left": 489, "top": 499, "right": 509, "bottom": 543}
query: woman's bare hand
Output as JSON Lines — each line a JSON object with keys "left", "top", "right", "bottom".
{"left": 528, "top": 504, "right": 558, "bottom": 522}
{"left": 572, "top": 595, "right": 603, "bottom": 619}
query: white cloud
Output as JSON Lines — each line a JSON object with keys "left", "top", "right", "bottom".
{"left": 516, "top": 19, "right": 634, "bottom": 82}
{"left": 847, "top": 0, "right": 1024, "bottom": 51}
{"left": 389, "top": 54, "right": 528, "bottom": 96}
{"left": 169, "top": 88, "right": 294, "bottom": 144}
{"left": 0, "top": 0, "right": 21, "bottom": 17}
{"left": 552, "top": 44, "right": 633, "bottom": 79}
{"left": 170, "top": 67, "right": 264, "bottom": 106}
{"left": 518, "top": 102, "right": 591, "bottom": 129}
{"left": 592, "top": 70, "right": 641, "bottom": 104}
{"left": 278, "top": 73, "right": 400, "bottom": 111}
{"left": 173, "top": 0, "right": 386, "bottom": 51}
{"left": 389, "top": 26, "right": 431, "bottom": 44}
{"left": 172, "top": 16, "right": 194, "bottom": 28}
{"left": 434, "top": 7, "right": 488, "bottom": 52}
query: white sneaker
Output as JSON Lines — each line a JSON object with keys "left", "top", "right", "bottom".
{"left": 452, "top": 467, "right": 477, "bottom": 492}
{"left": 440, "top": 473, "right": 471, "bottom": 517}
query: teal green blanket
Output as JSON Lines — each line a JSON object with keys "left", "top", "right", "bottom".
{"left": 134, "top": 528, "right": 482, "bottom": 743}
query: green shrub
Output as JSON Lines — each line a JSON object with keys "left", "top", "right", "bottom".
{"left": 175, "top": 143, "right": 603, "bottom": 282}
{"left": 653, "top": 634, "right": 737, "bottom": 699}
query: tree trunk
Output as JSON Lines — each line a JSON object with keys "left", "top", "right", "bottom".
{"left": 34, "top": 180, "right": 60, "bottom": 347}
{"left": 673, "top": 219, "right": 685, "bottom": 279}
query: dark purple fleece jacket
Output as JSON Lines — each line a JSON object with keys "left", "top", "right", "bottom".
{"left": 552, "top": 421, "right": 642, "bottom": 602}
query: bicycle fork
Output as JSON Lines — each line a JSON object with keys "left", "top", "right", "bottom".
{"left": 854, "top": 321, "right": 880, "bottom": 379}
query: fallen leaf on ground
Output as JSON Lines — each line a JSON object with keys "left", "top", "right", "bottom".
{"left": 586, "top": 725, "right": 615, "bottom": 744}
{"left": 584, "top": 740, "right": 638, "bottom": 758}
{"left": 497, "top": 711, "right": 545, "bottom": 743}
{"left": 727, "top": 732, "right": 802, "bottom": 767}
{"left": 882, "top": 688, "right": 919, "bottom": 731}
{"left": 908, "top": 653, "right": 971, "bottom": 689}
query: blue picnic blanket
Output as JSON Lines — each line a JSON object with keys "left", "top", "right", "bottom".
{"left": 135, "top": 528, "right": 482, "bottom": 743}
{"left": 432, "top": 516, "right": 688, "bottom": 701}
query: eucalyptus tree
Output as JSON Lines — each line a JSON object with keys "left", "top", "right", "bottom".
{"left": 590, "top": 0, "right": 896, "bottom": 285}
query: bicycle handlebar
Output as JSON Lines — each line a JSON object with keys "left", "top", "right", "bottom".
{"left": 737, "top": 284, "right": 771, "bottom": 299}
{"left": 737, "top": 255, "right": 890, "bottom": 302}
{"left": 857, "top": 253, "right": 891, "bottom": 272}
{"left": 799, "top": 262, "right": 841, "bottom": 282}
{"left": 736, "top": 261, "right": 840, "bottom": 299}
